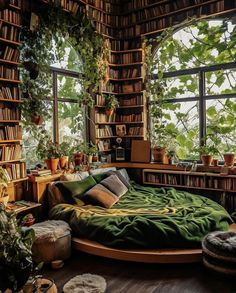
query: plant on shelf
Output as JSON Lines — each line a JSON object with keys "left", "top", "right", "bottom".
{"left": 36, "top": 128, "right": 60, "bottom": 172}
{"left": 82, "top": 142, "right": 98, "bottom": 164}
{"left": 193, "top": 143, "right": 219, "bottom": 166}
{"left": 0, "top": 205, "right": 35, "bottom": 292}
{"left": 0, "top": 166, "right": 9, "bottom": 206}
{"left": 104, "top": 94, "right": 119, "bottom": 116}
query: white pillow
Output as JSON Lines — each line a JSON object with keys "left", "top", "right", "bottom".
{"left": 60, "top": 171, "right": 89, "bottom": 181}
{"left": 89, "top": 167, "right": 116, "bottom": 175}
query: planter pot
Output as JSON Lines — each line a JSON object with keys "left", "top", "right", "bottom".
{"left": 212, "top": 159, "right": 218, "bottom": 167}
{"left": 106, "top": 109, "right": 114, "bottom": 116}
{"left": 223, "top": 153, "right": 235, "bottom": 167}
{"left": 45, "top": 158, "right": 59, "bottom": 172}
{"left": 87, "top": 155, "right": 93, "bottom": 164}
{"left": 152, "top": 147, "right": 166, "bottom": 163}
{"left": 92, "top": 155, "right": 98, "bottom": 162}
{"left": 201, "top": 154, "right": 213, "bottom": 166}
{"left": 73, "top": 152, "right": 84, "bottom": 166}
{"left": 59, "top": 156, "right": 69, "bottom": 169}
{"left": 31, "top": 115, "right": 44, "bottom": 125}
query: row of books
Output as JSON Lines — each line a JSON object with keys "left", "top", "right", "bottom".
{"left": 0, "top": 9, "right": 21, "bottom": 25}
{"left": 109, "top": 68, "right": 141, "bottom": 79}
{"left": 1, "top": 46, "right": 20, "bottom": 62}
{"left": 116, "top": 113, "right": 143, "bottom": 122}
{"left": 59, "top": 0, "right": 82, "bottom": 13}
{"left": 119, "top": 95, "right": 143, "bottom": 106}
{"left": 0, "top": 87, "right": 20, "bottom": 100}
{"left": 103, "top": 81, "right": 143, "bottom": 93}
{"left": 95, "top": 112, "right": 116, "bottom": 123}
{"left": 0, "top": 25, "right": 19, "bottom": 42}
{"left": 96, "top": 125, "right": 113, "bottom": 137}
{"left": 31, "top": 169, "right": 52, "bottom": 176}
{"left": 109, "top": 40, "right": 141, "bottom": 51}
{"left": 120, "top": 0, "right": 168, "bottom": 11}
{"left": 0, "top": 144, "right": 21, "bottom": 161}
{"left": 0, "top": 125, "right": 22, "bottom": 140}
{"left": 10, "top": 0, "right": 22, "bottom": 7}
{"left": 86, "top": 0, "right": 120, "bottom": 13}
{"left": 128, "top": 126, "right": 144, "bottom": 135}
{"left": 0, "top": 66, "right": 19, "bottom": 80}
{"left": 2, "top": 161, "right": 26, "bottom": 180}
{"left": 97, "top": 139, "right": 110, "bottom": 151}
{"left": 109, "top": 52, "right": 142, "bottom": 64}
{"left": 207, "top": 178, "right": 236, "bottom": 191}
{"left": 0, "top": 107, "right": 20, "bottom": 120}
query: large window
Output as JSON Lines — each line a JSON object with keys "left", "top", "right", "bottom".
{"left": 23, "top": 41, "right": 85, "bottom": 167}
{"left": 150, "top": 19, "right": 236, "bottom": 160}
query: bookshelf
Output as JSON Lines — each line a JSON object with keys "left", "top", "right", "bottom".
{"left": 142, "top": 168, "right": 236, "bottom": 212}
{"left": 0, "top": 0, "right": 27, "bottom": 201}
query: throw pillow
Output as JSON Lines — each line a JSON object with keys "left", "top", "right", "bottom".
{"left": 85, "top": 184, "right": 118, "bottom": 208}
{"left": 60, "top": 171, "right": 89, "bottom": 181}
{"left": 56, "top": 176, "right": 97, "bottom": 205}
{"left": 117, "top": 168, "right": 130, "bottom": 183}
{"left": 100, "top": 174, "right": 128, "bottom": 197}
{"left": 107, "top": 170, "right": 130, "bottom": 188}
{"left": 89, "top": 167, "right": 116, "bottom": 175}
{"left": 92, "top": 173, "right": 108, "bottom": 183}
{"left": 47, "top": 182, "right": 69, "bottom": 209}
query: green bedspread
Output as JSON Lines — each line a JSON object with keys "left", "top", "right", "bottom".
{"left": 49, "top": 182, "right": 232, "bottom": 248}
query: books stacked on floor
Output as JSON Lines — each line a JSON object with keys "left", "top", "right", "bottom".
{"left": 31, "top": 169, "right": 52, "bottom": 176}
{"left": 6, "top": 200, "right": 41, "bottom": 213}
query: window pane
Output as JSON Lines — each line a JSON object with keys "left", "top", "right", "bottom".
{"left": 205, "top": 69, "right": 236, "bottom": 96}
{"left": 206, "top": 98, "right": 236, "bottom": 155}
{"left": 164, "top": 74, "right": 199, "bottom": 99}
{"left": 58, "top": 101, "right": 84, "bottom": 146}
{"left": 23, "top": 101, "right": 53, "bottom": 168}
{"left": 57, "top": 75, "right": 81, "bottom": 100}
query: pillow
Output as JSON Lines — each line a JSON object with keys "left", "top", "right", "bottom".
{"left": 100, "top": 174, "right": 128, "bottom": 197}
{"left": 84, "top": 184, "right": 118, "bottom": 208}
{"left": 56, "top": 176, "right": 97, "bottom": 205}
{"left": 89, "top": 167, "right": 116, "bottom": 176}
{"left": 60, "top": 171, "right": 89, "bottom": 181}
{"left": 117, "top": 168, "right": 130, "bottom": 183}
{"left": 92, "top": 172, "right": 108, "bottom": 183}
{"left": 47, "top": 182, "right": 69, "bottom": 209}
{"left": 107, "top": 170, "right": 130, "bottom": 188}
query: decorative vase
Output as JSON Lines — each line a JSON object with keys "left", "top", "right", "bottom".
{"left": 223, "top": 153, "right": 235, "bottom": 167}
{"left": 152, "top": 147, "right": 166, "bottom": 163}
{"left": 59, "top": 156, "right": 69, "bottom": 169}
{"left": 201, "top": 154, "right": 213, "bottom": 166}
{"left": 45, "top": 158, "right": 59, "bottom": 172}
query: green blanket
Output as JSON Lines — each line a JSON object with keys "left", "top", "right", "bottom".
{"left": 49, "top": 182, "right": 232, "bottom": 248}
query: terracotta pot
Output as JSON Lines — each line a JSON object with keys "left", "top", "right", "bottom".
{"left": 59, "top": 156, "right": 69, "bottom": 169}
{"left": 92, "top": 155, "right": 98, "bottom": 162}
{"left": 45, "top": 158, "right": 59, "bottom": 172}
{"left": 201, "top": 154, "right": 213, "bottom": 166}
{"left": 31, "top": 115, "right": 44, "bottom": 125}
{"left": 73, "top": 152, "right": 84, "bottom": 166}
{"left": 106, "top": 109, "right": 114, "bottom": 116}
{"left": 212, "top": 159, "right": 218, "bottom": 167}
{"left": 223, "top": 153, "right": 235, "bottom": 167}
{"left": 87, "top": 155, "right": 93, "bottom": 164}
{"left": 152, "top": 147, "right": 166, "bottom": 163}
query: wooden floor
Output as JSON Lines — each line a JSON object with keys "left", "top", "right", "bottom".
{"left": 44, "top": 250, "right": 236, "bottom": 293}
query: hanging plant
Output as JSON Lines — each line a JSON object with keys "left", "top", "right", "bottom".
{"left": 20, "top": 0, "right": 109, "bottom": 128}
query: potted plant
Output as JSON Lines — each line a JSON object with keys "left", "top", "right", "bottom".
{"left": 104, "top": 94, "right": 119, "bottom": 116}
{"left": 82, "top": 143, "right": 98, "bottom": 164}
{"left": 194, "top": 145, "right": 219, "bottom": 166}
{"left": 0, "top": 205, "right": 35, "bottom": 292}
{"left": 0, "top": 166, "right": 9, "bottom": 206}
{"left": 36, "top": 128, "right": 60, "bottom": 172}
{"left": 58, "top": 141, "right": 71, "bottom": 169}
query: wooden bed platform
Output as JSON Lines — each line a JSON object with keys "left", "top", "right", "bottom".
{"left": 72, "top": 224, "right": 236, "bottom": 264}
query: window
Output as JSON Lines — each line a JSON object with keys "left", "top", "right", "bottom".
{"left": 150, "top": 19, "right": 236, "bottom": 159}
{"left": 23, "top": 40, "right": 85, "bottom": 167}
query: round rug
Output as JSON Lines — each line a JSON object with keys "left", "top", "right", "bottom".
{"left": 63, "top": 273, "right": 106, "bottom": 293}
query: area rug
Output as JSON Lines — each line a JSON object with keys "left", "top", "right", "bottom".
{"left": 63, "top": 273, "right": 107, "bottom": 293}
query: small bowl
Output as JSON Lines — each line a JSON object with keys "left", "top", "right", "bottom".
{"left": 51, "top": 260, "right": 64, "bottom": 269}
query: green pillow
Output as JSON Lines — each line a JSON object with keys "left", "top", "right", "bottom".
{"left": 56, "top": 176, "right": 97, "bottom": 205}
{"left": 92, "top": 173, "right": 108, "bottom": 183}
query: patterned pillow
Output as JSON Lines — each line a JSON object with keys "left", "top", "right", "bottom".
{"left": 100, "top": 174, "right": 128, "bottom": 197}
{"left": 85, "top": 184, "right": 118, "bottom": 208}
{"left": 107, "top": 170, "right": 130, "bottom": 188}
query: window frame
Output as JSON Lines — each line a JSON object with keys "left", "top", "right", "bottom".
{"left": 150, "top": 60, "right": 236, "bottom": 149}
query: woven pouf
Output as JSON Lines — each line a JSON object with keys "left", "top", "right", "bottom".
{"left": 63, "top": 273, "right": 107, "bottom": 293}
{"left": 202, "top": 231, "right": 236, "bottom": 275}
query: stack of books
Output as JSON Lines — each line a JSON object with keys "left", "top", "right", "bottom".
{"left": 31, "top": 169, "right": 51, "bottom": 176}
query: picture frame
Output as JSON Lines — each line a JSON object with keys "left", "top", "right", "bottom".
{"left": 116, "top": 124, "right": 126, "bottom": 136}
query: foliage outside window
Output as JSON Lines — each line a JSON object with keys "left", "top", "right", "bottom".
{"left": 146, "top": 19, "right": 236, "bottom": 160}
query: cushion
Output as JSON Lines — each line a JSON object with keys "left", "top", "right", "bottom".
{"left": 100, "top": 174, "right": 128, "bottom": 197}
{"left": 60, "top": 171, "right": 89, "bottom": 181}
{"left": 92, "top": 173, "right": 108, "bottom": 183}
{"left": 117, "top": 168, "right": 130, "bottom": 183}
{"left": 107, "top": 170, "right": 130, "bottom": 188}
{"left": 89, "top": 167, "right": 116, "bottom": 176}
{"left": 84, "top": 184, "right": 118, "bottom": 208}
{"left": 48, "top": 182, "right": 70, "bottom": 209}
{"left": 56, "top": 176, "right": 97, "bottom": 205}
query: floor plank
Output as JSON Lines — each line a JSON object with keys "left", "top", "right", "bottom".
{"left": 43, "top": 250, "right": 236, "bottom": 293}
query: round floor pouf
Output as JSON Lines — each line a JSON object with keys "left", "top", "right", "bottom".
{"left": 202, "top": 231, "right": 236, "bottom": 275}
{"left": 63, "top": 273, "right": 107, "bottom": 293}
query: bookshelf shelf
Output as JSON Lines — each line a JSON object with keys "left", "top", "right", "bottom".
{"left": 95, "top": 121, "right": 144, "bottom": 125}
{"left": 0, "top": 37, "right": 21, "bottom": 46}
{"left": 0, "top": 120, "right": 20, "bottom": 123}
{"left": 0, "top": 140, "right": 22, "bottom": 143}
{"left": 111, "top": 49, "right": 143, "bottom": 53}
{"left": 0, "top": 159, "right": 24, "bottom": 164}
{"left": 0, "top": 78, "right": 21, "bottom": 84}
{"left": 109, "top": 62, "right": 143, "bottom": 67}
{"left": 101, "top": 91, "right": 144, "bottom": 95}
{"left": 9, "top": 4, "right": 21, "bottom": 11}
{"left": 0, "top": 19, "right": 21, "bottom": 28}
{"left": 0, "top": 59, "right": 20, "bottom": 66}
{"left": 109, "top": 77, "right": 143, "bottom": 81}
{"left": 0, "top": 98, "right": 22, "bottom": 103}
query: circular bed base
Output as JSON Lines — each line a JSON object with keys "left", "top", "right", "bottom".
{"left": 72, "top": 224, "right": 236, "bottom": 264}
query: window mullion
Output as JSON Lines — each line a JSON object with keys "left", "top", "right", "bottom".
{"left": 199, "top": 70, "right": 206, "bottom": 146}
{"left": 53, "top": 71, "right": 59, "bottom": 143}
